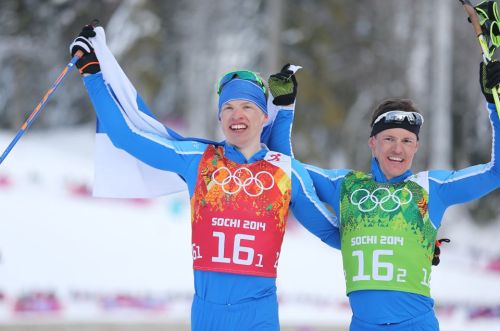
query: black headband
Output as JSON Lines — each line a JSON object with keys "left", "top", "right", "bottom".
{"left": 370, "top": 120, "right": 421, "bottom": 139}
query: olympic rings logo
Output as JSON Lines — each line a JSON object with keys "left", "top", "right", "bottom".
{"left": 211, "top": 167, "right": 275, "bottom": 197}
{"left": 350, "top": 187, "right": 413, "bottom": 212}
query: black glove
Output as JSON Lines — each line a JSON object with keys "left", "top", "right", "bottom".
{"left": 473, "top": 0, "right": 498, "bottom": 22}
{"left": 480, "top": 60, "right": 500, "bottom": 103}
{"left": 432, "top": 238, "right": 450, "bottom": 266}
{"left": 268, "top": 63, "right": 298, "bottom": 106}
{"left": 69, "top": 25, "right": 100, "bottom": 75}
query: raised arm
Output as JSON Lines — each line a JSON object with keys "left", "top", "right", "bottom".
{"left": 430, "top": 102, "right": 500, "bottom": 208}
{"left": 429, "top": 61, "right": 500, "bottom": 213}
{"left": 84, "top": 73, "right": 205, "bottom": 177}
{"left": 264, "top": 66, "right": 353, "bottom": 213}
{"left": 290, "top": 159, "right": 341, "bottom": 249}
{"left": 265, "top": 64, "right": 298, "bottom": 155}
{"left": 266, "top": 109, "right": 295, "bottom": 156}
{"left": 70, "top": 25, "right": 206, "bottom": 180}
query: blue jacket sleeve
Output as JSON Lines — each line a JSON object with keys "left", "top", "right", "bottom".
{"left": 429, "top": 103, "right": 500, "bottom": 208}
{"left": 304, "top": 164, "right": 351, "bottom": 216}
{"left": 263, "top": 104, "right": 350, "bottom": 218}
{"left": 83, "top": 73, "right": 206, "bottom": 178}
{"left": 266, "top": 110, "right": 294, "bottom": 156}
{"left": 290, "top": 159, "right": 341, "bottom": 249}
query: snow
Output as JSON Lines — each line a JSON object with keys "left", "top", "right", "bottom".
{"left": 1, "top": 126, "right": 500, "bottom": 330}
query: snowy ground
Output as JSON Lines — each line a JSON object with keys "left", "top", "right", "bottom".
{"left": 1, "top": 127, "right": 500, "bottom": 330}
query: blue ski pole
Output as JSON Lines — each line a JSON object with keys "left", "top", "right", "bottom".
{"left": 0, "top": 50, "right": 83, "bottom": 165}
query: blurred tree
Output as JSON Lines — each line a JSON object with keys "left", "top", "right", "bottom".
{"left": 0, "top": 0, "right": 497, "bottom": 223}
{"left": 0, "top": 0, "right": 119, "bottom": 128}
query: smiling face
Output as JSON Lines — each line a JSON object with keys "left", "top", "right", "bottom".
{"left": 219, "top": 100, "right": 268, "bottom": 154}
{"left": 368, "top": 128, "right": 419, "bottom": 180}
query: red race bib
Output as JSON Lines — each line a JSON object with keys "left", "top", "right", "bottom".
{"left": 191, "top": 146, "right": 292, "bottom": 277}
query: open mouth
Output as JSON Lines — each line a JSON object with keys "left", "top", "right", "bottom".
{"left": 230, "top": 124, "right": 248, "bottom": 131}
{"left": 388, "top": 156, "right": 403, "bottom": 162}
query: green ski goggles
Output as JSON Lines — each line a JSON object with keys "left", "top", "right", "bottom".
{"left": 373, "top": 111, "right": 424, "bottom": 127}
{"left": 216, "top": 70, "right": 266, "bottom": 95}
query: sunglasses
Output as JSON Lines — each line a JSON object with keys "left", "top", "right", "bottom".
{"left": 373, "top": 110, "right": 424, "bottom": 126}
{"left": 216, "top": 70, "right": 266, "bottom": 95}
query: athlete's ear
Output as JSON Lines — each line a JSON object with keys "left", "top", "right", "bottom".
{"left": 368, "top": 136, "right": 376, "bottom": 155}
{"left": 261, "top": 114, "right": 269, "bottom": 126}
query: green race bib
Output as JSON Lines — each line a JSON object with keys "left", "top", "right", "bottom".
{"left": 340, "top": 171, "right": 436, "bottom": 297}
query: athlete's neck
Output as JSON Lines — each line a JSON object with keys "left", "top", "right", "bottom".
{"left": 226, "top": 141, "right": 265, "bottom": 160}
{"left": 234, "top": 142, "right": 263, "bottom": 160}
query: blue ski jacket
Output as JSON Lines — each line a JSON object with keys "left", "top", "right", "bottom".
{"left": 83, "top": 73, "right": 340, "bottom": 307}
{"left": 270, "top": 104, "right": 500, "bottom": 325}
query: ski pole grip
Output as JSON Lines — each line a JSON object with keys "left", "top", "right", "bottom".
{"left": 74, "top": 50, "right": 84, "bottom": 59}
{"left": 461, "top": 1, "right": 483, "bottom": 36}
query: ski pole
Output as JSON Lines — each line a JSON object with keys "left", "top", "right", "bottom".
{"left": 0, "top": 50, "right": 83, "bottom": 166}
{"left": 458, "top": 0, "right": 500, "bottom": 118}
